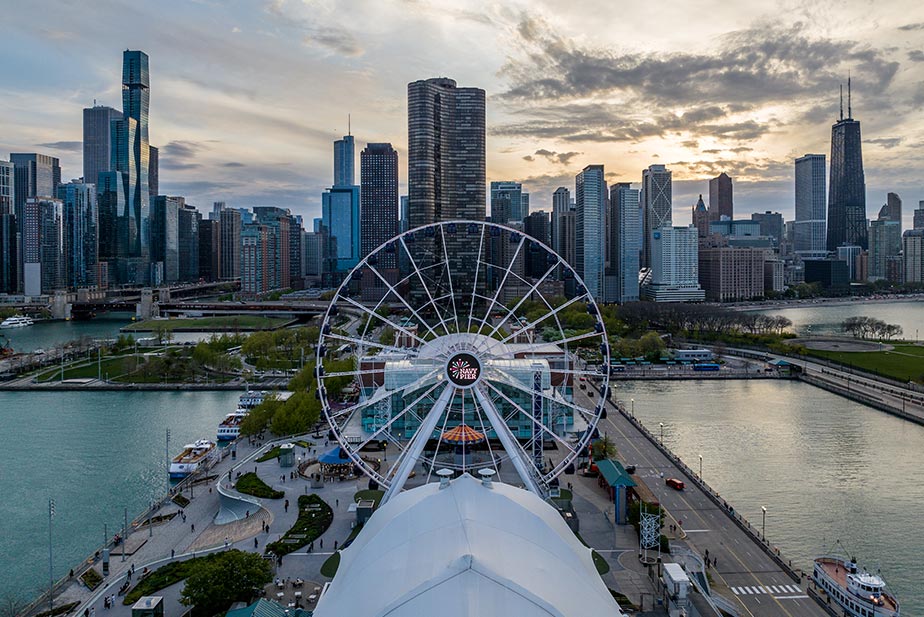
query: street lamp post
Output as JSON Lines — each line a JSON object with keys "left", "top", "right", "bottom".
{"left": 631, "top": 398, "right": 635, "bottom": 417}
{"left": 761, "top": 506, "right": 767, "bottom": 539}
{"left": 659, "top": 422, "right": 664, "bottom": 444}
{"left": 48, "top": 498, "right": 55, "bottom": 614}
{"left": 699, "top": 454, "right": 703, "bottom": 478}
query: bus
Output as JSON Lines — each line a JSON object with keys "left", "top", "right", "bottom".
{"left": 665, "top": 478, "right": 685, "bottom": 491}
{"left": 692, "top": 363, "right": 720, "bottom": 372}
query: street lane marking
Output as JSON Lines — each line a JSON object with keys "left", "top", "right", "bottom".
{"left": 731, "top": 585, "right": 803, "bottom": 596}
{"left": 775, "top": 595, "right": 810, "bottom": 600}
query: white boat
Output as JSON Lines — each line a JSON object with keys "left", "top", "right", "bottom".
{"left": 169, "top": 439, "right": 217, "bottom": 479}
{"left": 239, "top": 390, "right": 268, "bottom": 410}
{"left": 813, "top": 554, "right": 899, "bottom": 617}
{"left": 1, "top": 316, "right": 34, "bottom": 329}
{"left": 217, "top": 410, "right": 248, "bottom": 441}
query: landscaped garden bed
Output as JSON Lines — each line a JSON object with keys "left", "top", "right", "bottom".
{"left": 235, "top": 472, "right": 283, "bottom": 499}
{"left": 265, "top": 494, "right": 332, "bottom": 556}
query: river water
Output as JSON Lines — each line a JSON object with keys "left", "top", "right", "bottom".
{"left": 754, "top": 299, "right": 924, "bottom": 339}
{"left": 616, "top": 379, "right": 924, "bottom": 614}
{"left": 0, "top": 390, "right": 237, "bottom": 603}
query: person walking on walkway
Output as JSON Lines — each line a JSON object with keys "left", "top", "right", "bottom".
{"left": 191, "top": 523, "right": 195, "bottom": 533}
{"left": 254, "top": 537, "right": 259, "bottom": 549}
{"left": 284, "top": 499, "right": 289, "bottom": 513}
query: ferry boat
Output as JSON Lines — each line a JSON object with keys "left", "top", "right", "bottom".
{"left": 217, "top": 410, "right": 248, "bottom": 441}
{"left": 813, "top": 555, "right": 899, "bottom": 617}
{"left": 169, "top": 439, "right": 217, "bottom": 479}
{"left": 239, "top": 390, "right": 268, "bottom": 410}
{"left": 0, "top": 315, "right": 34, "bottom": 329}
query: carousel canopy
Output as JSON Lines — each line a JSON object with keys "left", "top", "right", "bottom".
{"left": 319, "top": 446, "right": 351, "bottom": 465}
{"left": 440, "top": 424, "right": 485, "bottom": 445}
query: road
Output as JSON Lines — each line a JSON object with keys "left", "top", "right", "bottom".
{"left": 572, "top": 385, "right": 830, "bottom": 617}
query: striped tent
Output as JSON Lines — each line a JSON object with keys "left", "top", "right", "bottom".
{"left": 441, "top": 424, "right": 485, "bottom": 446}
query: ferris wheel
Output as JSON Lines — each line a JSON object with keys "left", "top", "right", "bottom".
{"left": 315, "top": 220, "right": 610, "bottom": 500}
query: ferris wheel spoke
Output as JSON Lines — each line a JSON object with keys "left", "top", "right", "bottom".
{"left": 474, "top": 235, "right": 526, "bottom": 337}
{"left": 481, "top": 380, "right": 578, "bottom": 457}
{"left": 353, "top": 381, "right": 444, "bottom": 452}
{"left": 472, "top": 385, "right": 542, "bottom": 494}
{"left": 487, "top": 371, "right": 599, "bottom": 423}
{"left": 323, "top": 332, "right": 419, "bottom": 357}
{"left": 340, "top": 296, "right": 428, "bottom": 347}
{"left": 437, "top": 224, "right": 461, "bottom": 334}
{"left": 382, "top": 382, "right": 455, "bottom": 503}
{"left": 466, "top": 225, "right": 488, "bottom": 334}
{"left": 484, "top": 259, "right": 561, "bottom": 340}
{"left": 399, "top": 236, "right": 454, "bottom": 337}
{"left": 496, "top": 293, "right": 589, "bottom": 344}
{"left": 326, "top": 369, "right": 440, "bottom": 421}
{"left": 468, "top": 384, "right": 501, "bottom": 474}
{"left": 364, "top": 262, "right": 444, "bottom": 341}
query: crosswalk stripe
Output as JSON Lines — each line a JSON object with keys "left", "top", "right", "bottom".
{"left": 732, "top": 587, "right": 741, "bottom": 595}
{"left": 748, "top": 586, "right": 759, "bottom": 594}
{"left": 787, "top": 584, "right": 801, "bottom": 593}
{"left": 770, "top": 585, "right": 781, "bottom": 593}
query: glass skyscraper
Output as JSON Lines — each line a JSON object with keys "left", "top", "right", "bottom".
{"left": 794, "top": 154, "right": 827, "bottom": 258}
{"left": 641, "top": 164, "right": 672, "bottom": 269}
{"left": 608, "top": 183, "right": 640, "bottom": 303}
{"left": 57, "top": 181, "right": 98, "bottom": 288}
{"left": 826, "top": 87, "right": 867, "bottom": 251}
{"left": 360, "top": 143, "right": 399, "bottom": 266}
{"left": 83, "top": 105, "right": 122, "bottom": 190}
{"left": 334, "top": 135, "right": 355, "bottom": 187}
{"left": 575, "top": 165, "right": 606, "bottom": 299}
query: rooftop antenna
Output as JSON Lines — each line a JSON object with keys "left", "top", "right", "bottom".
{"left": 839, "top": 84, "right": 843, "bottom": 121}
{"left": 348, "top": 113, "right": 351, "bottom": 136}
{"left": 848, "top": 73, "right": 852, "bottom": 119}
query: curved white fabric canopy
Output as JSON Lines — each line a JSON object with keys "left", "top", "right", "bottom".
{"left": 313, "top": 474, "right": 623, "bottom": 617}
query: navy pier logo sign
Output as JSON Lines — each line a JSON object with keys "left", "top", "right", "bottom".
{"left": 447, "top": 352, "right": 481, "bottom": 388}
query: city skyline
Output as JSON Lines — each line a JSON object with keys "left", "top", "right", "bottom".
{"left": 1, "top": 1, "right": 922, "bottom": 231}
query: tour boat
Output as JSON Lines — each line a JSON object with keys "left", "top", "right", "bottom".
{"left": 0, "top": 316, "right": 34, "bottom": 329}
{"left": 239, "top": 390, "right": 268, "bottom": 410}
{"left": 216, "top": 410, "right": 248, "bottom": 441}
{"left": 813, "top": 555, "right": 899, "bottom": 617}
{"left": 169, "top": 439, "right": 217, "bottom": 479}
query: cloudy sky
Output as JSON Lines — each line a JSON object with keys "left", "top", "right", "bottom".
{"left": 1, "top": 0, "right": 923, "bottom": 229}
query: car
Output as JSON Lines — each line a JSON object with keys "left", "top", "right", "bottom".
{"left": 665, "top": 478, "right": 685, "bottom": 491}
{"left": 625, "top": 464, "right": 636, "bottom": 474}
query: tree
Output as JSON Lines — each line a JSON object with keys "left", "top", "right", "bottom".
{"left": 591, "top": 435, "right": 618, "bottom": 461}
{"left": 180, "top": 550, "right": 272, "bottom": 616}
{"left": 637, "top": 331, "right": 666, "bottom": 360}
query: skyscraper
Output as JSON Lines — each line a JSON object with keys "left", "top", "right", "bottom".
{"left": 111, "top": 49, "right": 152, "bottom": 284}
{"left": 322, "top": 186, "right": 361, "bottom": 275}
{"left": 794, "top": 154, "right": 827, "bottom": 258}
{"left": 575, "top": 165, "right": 606, "bottom": 299}
{"left": 23, "top": 197, "right": 64, "bottom": 295}
{"left": 827, "top": 82, "right": 867, "bottom": 251}
{"left": 0, "top": 161, "right": 15, "bottom": 292}
{"left": 10, "top": 153, "right": 61, "bottom": 222}
{"left": 198, "top": 215, "right": 220, "bottom": 282}
{"left": 879, "top": 192, "right": 902, "bottom": 223}
{"left": 904, "top": 229, "right": 924, "bottom": 283}
{"left": 57, "top": 181, "right": 98, "bottom": 288}
{"left": 334, "top": 134, "right": 355, "bottom": 187}
{"left": 241, "top": 223, "right": 271, "bottom": 297}
{"left": 253, "top": 207, "right": 292, "bottom": 290}
{"left": 83, "top": 105, "right": 122, "bottom": 190}
{"left": 360, "top": 143, "right": 399, "bottom": 264}
{"left": 915, "top": 202, "right": 924, "bottom": 230}
{"left": 219, "top": 208, "right": 242, "bottom": 280}
{"left": 868, "top": 212, "right": 901, "bottom": 281}
{"left": 642, "top": 225, "right": 704, "bottom": 302}
{"left": 750, "top": 211, "right": 784, "bottom": 246}
{"left": 407, "top": 77, "right": 485, "bottom": 227}
{"left": 551, "top": 187, "right": 570, "bottom": 256}
{"left": 148, "top": 145, "right": 159, "bottom": 197}
{"left": 523, "top": 210, "right": 551, "bottom": 278}
{"left": 178, "top": 204, "right": 199, "bottom": 283}
{"left": 399, "top": 196, "right": 409, "bottom": 233}
{"left": 151, "top": 195, "right": 182, "bottom": 283}
{"left": 641, "top": 164, "right": 672, "bottom": 269}
{"left": 692, "top": 195, "right": 709, "bottom": 238}
{"left": 608, "top": 183, "right": 640, "bottom": 303}
{"left": 490, "top": 182, "right": 525, "bottom": 225}
{"left": 708, "top": 172, "right": 733, "bottom": 221}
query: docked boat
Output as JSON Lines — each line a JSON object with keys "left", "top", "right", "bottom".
{"left": 1, "top": 315, "right": 34, "bottom": 329}
{"left": 813, "top": 554, "right": 899, "bottom": 617}
{"left": 169, "top": 439, "right": 217, "bottom": 479}
{"left": 217, "top": 410, "right": 248, "bottom": 441}
{"left": 239, "top": 390, "right": 268, "bottom": 410}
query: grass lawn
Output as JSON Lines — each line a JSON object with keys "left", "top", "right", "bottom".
{"left": 808, "top": 343, "right": 924, "bottom": 384}
{"left": 235, "top": 472, "right": 284, "bottom": 499}
{"left": 320, "top": 551, "right": 340, "bottom": 578}
{"left": 265, "top": 494, "right": 333, "bottom": 556}
{"left": 353, "top": 489, "right": 384, "bottom": 507}
{"left": 36, "top": 355, "right": 138, "bottom": 382}
{"left": 124, "top": 315, "right": 290, "bottom": 332}
{"left": 123, "top": 552, "right": 231, "bottom": 604}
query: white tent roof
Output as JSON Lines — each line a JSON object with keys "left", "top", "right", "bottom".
{"left": 313, "top": 474, "right": 623, "bottom": 617}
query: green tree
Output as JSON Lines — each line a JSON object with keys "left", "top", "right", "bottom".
{"left": 591, "top": 435, "right": 618, "bottom": 461}
{"left": 270, "top": 391, "right": 321, "bottom": 435}
{"left": 637, "top": 331, "right": 666, "bottom": 359}
{"left": 179, "top": 550, "right": 271, "bottom": 615}
{"left": 240, "top": 396, "right": 281, "bottom": 436}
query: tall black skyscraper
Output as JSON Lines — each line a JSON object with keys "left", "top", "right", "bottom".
{"left": 360, "top": 143, "right": 399, "bottom": 266}
{"left": 83, "top": 105, "right": 122, "bottom": 189}
{"left": 407, "top": 77, "right": 485, "bottom": 227}
{"left": 827, "top": 81, "right": 867, "bottom": 251}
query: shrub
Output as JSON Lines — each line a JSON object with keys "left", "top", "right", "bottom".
{"left": 265, "top": 494, "right": 333, "bottom": 556}
{"left": 235, "top": 473, "right": 284, "bottom": 499}
{"left": 80, "top": 567, "right": 103, "bottom": 589}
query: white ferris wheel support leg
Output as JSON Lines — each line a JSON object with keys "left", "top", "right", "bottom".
{"left": 473, "top": 385, "right": 543, "bottom": 496}
{"left": 381, "top": 383, "right": 455, "bottom": 505}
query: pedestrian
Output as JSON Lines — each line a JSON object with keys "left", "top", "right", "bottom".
{"left": 85, "top": 607, "right": 90, "bottom": 617}
{"left": 336, "top": 498, "right": 339, "bottom": 508}
{"left": 334, "top": 540, "right": 338, "bottom": 550}
{"left": 319, "top": 538, "right": 323, "bottom": 549}
{"left": 255, "top": 537, "right": 259, "bottom": 549}
{"left": 171, "top": 548, "right": 175, "bottom": 558}
{"left": 191, "top": 523, "right": 195, "bottom": 532}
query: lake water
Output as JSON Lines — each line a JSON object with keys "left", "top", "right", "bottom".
{"left": 616, "top": 379, "right": 924, "bottom": 614}
{"left": 754, "top": 299, "right": 924, "bottom": 339}
{"left": 0, "top": 390, "right": 237, "bottom": 603}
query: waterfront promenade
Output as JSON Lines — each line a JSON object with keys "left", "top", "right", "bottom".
{"left": 574, "top": 385, "right": 833, "bottom": 617}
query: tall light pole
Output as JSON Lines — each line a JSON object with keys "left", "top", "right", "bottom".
{"left": 699, "top": 454, "right": 703, "bottom": 478}
{"left": 122, "top": 507, "right": 128, "bottom": 562}
{"left": 761, "top": 506, "right": 767, "bottom": 539}
{"left": 166, "top": 429, "right": 171, "bottom": 491}
{"left": 631, "top": 398, "right": 635, "bottom": 417}
{"left": 659, "top": 422, "right": 664, "bottom": 444}
{"left": 48, "top": 498, "right": 55, "bottom": 614}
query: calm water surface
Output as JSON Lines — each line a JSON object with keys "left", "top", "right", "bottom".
{"left": 755, "top": 299, "right": 924, "bottom": 338}
{"left": 617, "top": 379, "right": 924, "bottom": 614}
{"left": 0, "top": 390, "right": 237, "bottom": 602}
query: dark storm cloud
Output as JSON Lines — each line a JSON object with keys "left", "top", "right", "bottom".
{"left": 36, "top": 140, "right": 82, "bottom": 152}
{"left": 533, "top": 148, "right": 582, "bottom": 164}
{"left": 501, "top": 17, "right": 899, "bottom": 107}
{"left": 908, "top": 50, "right": 924, "bottom": 62}
{"left": 162, "top": 140, "right": 206, "bottom": 159}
